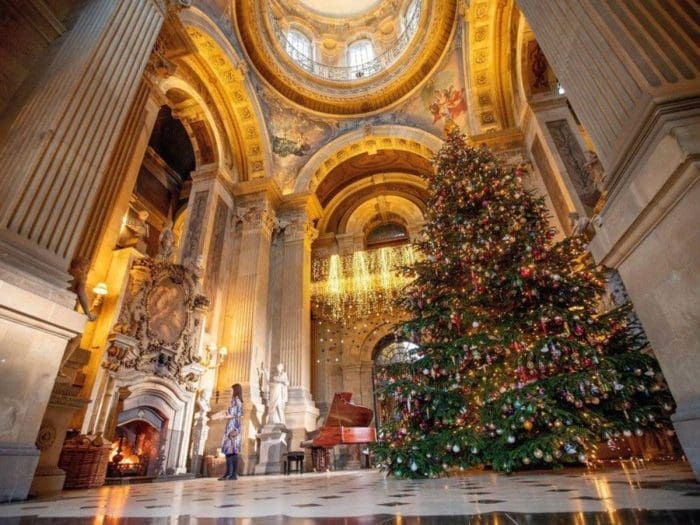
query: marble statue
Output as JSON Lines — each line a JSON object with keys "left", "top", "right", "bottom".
{"left": 268, "top": 363, "right": 289, "bottom": 425}
{"left": 68, "top": 257, "right": 96, "bottom": 322}
{"left": 197, "top": 388, "right": 212, "bottom": 414}
{"left": 157, "top": 220, "right": 175, "bottom": 262}
{"left": 118, "top": 209, "right": 150, "bottom": 254}
{"left": 584, "top": 150, "right": 606, "bottom": 193}
{"left": 59, "top": 257, "right": 96, "bottom": 378}
{"left": 569, "top": 212, "right": 591, "bottom": 236}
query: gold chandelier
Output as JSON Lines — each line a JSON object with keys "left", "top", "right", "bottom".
{"left": 311, "top": 245, "right": 417, "bottom": 321}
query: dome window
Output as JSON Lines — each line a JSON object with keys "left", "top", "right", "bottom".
{"left": 347, "top": 39, "right": 375, "bottom": 78}
{"left": 285, "top": 28, "right": 313, "bottom": 70}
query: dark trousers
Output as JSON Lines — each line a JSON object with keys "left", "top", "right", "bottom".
{"left": 225, "top": 453, "right": 238, "bottom": 479}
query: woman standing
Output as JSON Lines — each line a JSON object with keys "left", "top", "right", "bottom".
{"left": 217, "top": 383, "right": 243, "bottom": 480}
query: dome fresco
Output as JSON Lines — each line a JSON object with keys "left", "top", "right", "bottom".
{"left": 296, "top": 0, "right": 382, "bottom": 18}
{"left": 234, "top": 0, "right": 457, "bottom": 115}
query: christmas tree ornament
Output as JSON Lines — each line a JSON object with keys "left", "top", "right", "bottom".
{"left": 372, "top": 130, "right": 674, "bottom": 478}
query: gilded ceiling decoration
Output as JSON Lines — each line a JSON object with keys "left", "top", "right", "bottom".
{"left": 234, "top": 0, "right": 458, "bottom": 115}
{"left": 184, "top": 20, "right": 267, "bottom": 180}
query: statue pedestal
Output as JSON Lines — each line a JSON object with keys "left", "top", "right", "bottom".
{"left": 254, "top": 424, "right": 290, "bottom": 475}
{"left": 285, "top": 387, "right": 320, "bottom": 459}
{"left": 189, "top": 413, "right": 209, "bottom": 477}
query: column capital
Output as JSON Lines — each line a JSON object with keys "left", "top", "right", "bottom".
{"left": 282, "top": 216, "right": 318, "bottom": 244}
{"left": 236, "top": 202, "right": 277, "bottom": 238}
{"left": 153, "top": 0, "right": 192, "bottom": 16}
{"left": 190, "top": 164, "right": 234, "bottom": 185}
{"left": 276, "top": 193, "right": 320, "bottom": 243}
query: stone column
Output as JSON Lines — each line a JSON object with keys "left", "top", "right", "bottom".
{"left": 518, "top": 1, "right": 700, "bottom": 477}
{"left": 0, "top": 0, "right": 172, "bottom": 286}
{"left": 517, "top": 0, "right": 698, "bottom": 173}
{"left": 178, "top": 165, "right": 234, "bottom": 337}
{"left": 0, "top": 0, "right": 173, "bottom": 501}
{"left": 215, "top": 179, "right": 280, "bottom": 473}
{"left": 279, "top": 194, "right": 321, "bottom": 449}
{"left": 77, "top": 80, "right": 162, "bottom": 281}
{"left": 336, "top": 233, "right": 364, "bottom": 255}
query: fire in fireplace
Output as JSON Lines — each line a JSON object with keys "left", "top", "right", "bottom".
{"left": 108, "top": 409, "right": 164, "bottom": 478}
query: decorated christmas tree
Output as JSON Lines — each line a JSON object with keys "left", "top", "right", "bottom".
{"left": 373, "top": 130, "right": 674, "bottom": 478}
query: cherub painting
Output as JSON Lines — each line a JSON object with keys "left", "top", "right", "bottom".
{"left": 429, "top": 85, "right": 467, "bottom": 124}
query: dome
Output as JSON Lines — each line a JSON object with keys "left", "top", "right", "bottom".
{"left": 296, "top": 0, "right": 381, "bottom": 17}
{"left": 234, "top": 0, "right": 458, "bottom": 115}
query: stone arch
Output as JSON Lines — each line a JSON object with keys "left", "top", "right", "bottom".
{"left": 463, "top": 0, "right": 519, "bottom": 134}
{"left": 344, "top": 196, "right": 424, "bottom": 237}
{"left": 157, "top": 77, "right": 225, "bottom": 168}
{"left": 356, "top": 320, "right": 396, "bottom": 364}
{"left": 318, "top": 172, "right": 428, "bottom": 235}
{"left": 178, "top": 7, "right": 272, "bottom": 181}
{"left": 295, "top": 125, "right": 442, "bottom": 194}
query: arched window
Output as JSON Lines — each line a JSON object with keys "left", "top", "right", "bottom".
{"left": 374, "top": 338, "right": 420, "bottom": 367}
{"left": 286, "top": 28, "right": 312, "bottom": 68}
{"left": 347, "top": 39, "right": 374, "bottom": 77}
{"left": 373, "top": 335, "right": 420, "bottom": 427}
{"left": 366, "top": 222, "right": 409, "bottom": 248}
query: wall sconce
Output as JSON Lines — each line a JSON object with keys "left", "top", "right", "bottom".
{"left": 218, "top": 346, "right": 228, "bottom": 360}
{"left": 91, "top": 282, "right": 109, "bottom": 310}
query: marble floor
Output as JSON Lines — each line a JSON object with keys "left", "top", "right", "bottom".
{"left": 1, "top": 461, "right": 699, "bottom": 524}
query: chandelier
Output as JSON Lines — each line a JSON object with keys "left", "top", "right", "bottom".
{"left": 311, "top": 245, "right": 417, "bottom": 321}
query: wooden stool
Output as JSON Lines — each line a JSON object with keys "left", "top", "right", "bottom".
{"left": 284, "top": 451, "right": 305, "bottom": 474}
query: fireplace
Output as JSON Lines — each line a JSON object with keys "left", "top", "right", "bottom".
{"left": 107, "top": 407, "right": 166, "bottom": 479}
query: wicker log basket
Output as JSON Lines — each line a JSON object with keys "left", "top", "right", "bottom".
{"left": 58, "top": 433, "right": 112, "bottom": 489}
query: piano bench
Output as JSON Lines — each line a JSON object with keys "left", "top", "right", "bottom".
{"left": 283, "top": 451, "right": 305, "bottom": 475}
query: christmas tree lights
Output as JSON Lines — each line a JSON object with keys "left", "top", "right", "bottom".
{"left": 373, "top": 130, "right": 675, "bottom": 478}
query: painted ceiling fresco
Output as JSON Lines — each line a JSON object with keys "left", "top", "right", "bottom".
{"left": 256, "top": 30, "right": 467, "bottom": 193}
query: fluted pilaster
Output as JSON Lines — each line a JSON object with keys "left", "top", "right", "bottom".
{"left": 220, "top": 181, "right": 280, "bottom": 388}
{"left": 518, "top": 0, "right": 699, "bottom": 179}
{"left": 278, "top": 194, "right": 321, "bottom": 390}
{"left": 0, "top": 0, "right": 168, "bottom": 285}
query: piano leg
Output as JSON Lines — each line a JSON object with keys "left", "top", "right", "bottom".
{"left": 348, "top": 444, "right": 362, "bottom": 470}
{"left": 311, "top": 448, "right": 332, "bottom": 472}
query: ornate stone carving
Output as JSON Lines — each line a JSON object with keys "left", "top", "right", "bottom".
{"left": 117, "top": 207, "right": 150, "bottom": 254}
{"left": 528, "top": 40, "right": 549, "bottom": 91}
{"left": 234, "top": 202, "right": 277, "bottom": 236}
{"left": 547, "top": 120, "right": 602, "bottom": 210}
{"left": 35, "top": 422, "right": 57, "bottom": 451}
{"left": 156, "top": 220, "right": 175, "bottom": 263}
{"left": 279, "top": 213, "right": 319, "bottom": 243}
{"left": 182, "top": 191, "right": 208, "bottom": 266}
{"left": 68, "top": 257, "right": 96, "bottom": 321}
{"left": 107, "top": 258, "right": 209, "bottom": 391}
{"left": 145, "top": 37, "right": 176, "bottom": 80}
{"left": 583, "top": 150, "right": 606, "bottom": 193}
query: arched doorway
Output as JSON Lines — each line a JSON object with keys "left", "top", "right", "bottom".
{"left": 372, "top": 334, "right": 420, "bottom": 427}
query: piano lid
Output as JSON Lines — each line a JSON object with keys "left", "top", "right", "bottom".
{"left": 324, "top": 392, "right": 374, "bottom": 427}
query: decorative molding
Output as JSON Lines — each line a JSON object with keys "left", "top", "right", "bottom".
{"left": 106, "top": 258, "right": 209, "bottom": 392}
{"left": 234, "top": 0, "right": 458, "bottom": 115}
{"left": 35, "top": 422, "right": 57, "bottom": 451}
{"left": 182, "top": 11, "right": 268, "bottom": 179}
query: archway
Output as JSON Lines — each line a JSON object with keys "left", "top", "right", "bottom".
{"left": 371, "top": 334, "right": 420, "bottom": 427}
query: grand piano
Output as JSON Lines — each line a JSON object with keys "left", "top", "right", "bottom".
{"left": 301, "top": 392, "right": 376, "bottom": 471}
